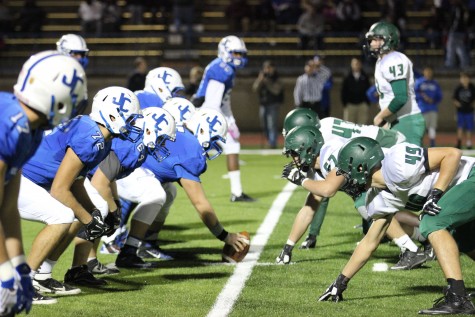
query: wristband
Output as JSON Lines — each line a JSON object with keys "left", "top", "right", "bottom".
{"left": 217, "top": 229, "right": 229, "bottom": 241}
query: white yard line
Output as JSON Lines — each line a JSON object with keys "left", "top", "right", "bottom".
{"left": 206, "top": 182, "right": 297, "bottom": 317}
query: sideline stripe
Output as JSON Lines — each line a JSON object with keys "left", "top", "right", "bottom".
{"left": 207, "top": 182, "right": 298, "bottom": 317}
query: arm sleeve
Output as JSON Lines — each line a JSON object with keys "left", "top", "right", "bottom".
{"left": 202, "top": 79, "right": 225, "bottom": 111}
{"left": 387, "top": 79, "right": 408, "bottom": 113}
{"left": 97, "top": 151, "right": 122, "bottom": 181}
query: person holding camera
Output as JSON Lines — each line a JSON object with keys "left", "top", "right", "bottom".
{"left": 252, "top": 60, "right": 284, "bottom": 149}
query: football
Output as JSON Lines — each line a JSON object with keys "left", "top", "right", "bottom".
{"left": 222, "top": 231, "right": 251, "bottom": 263}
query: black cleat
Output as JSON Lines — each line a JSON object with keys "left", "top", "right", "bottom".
{"left": 32, "top": 290, "right": 57, "bottom": 305}
{"left": 33, "top": 277, "right": 81, "bottom": 295}
{"left": 422, "top": 242, "right": 436, "bottom": 261}
{"left": 419, "top": 287, "right": 475, "bottom": 315}
{"left": 87, "top": 258, "right": 120, "bottom": 275}
{"left": 391, "top": 249, "right": 427, "bottom": 270}
{"left": 116, "top": 252, "right": 160, "bottom": 269}
{"left": 230, "top": 193, "right": 256, "bottom": 202}
{"left": 64, "top": 265, "right": 107, "bottom": 286}
{"left": 299, "top": 235, "right": 317, "bottom": 249}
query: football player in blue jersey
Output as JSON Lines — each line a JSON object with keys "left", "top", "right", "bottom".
{"left": 56, "top": 34, "right": 90, "bottom": 68}
{"left": 192, "top": 35, "right": 255, "bottom": 202}
{"left": 114, "top": 108, "right": 250, "bottom": 267}
{"left": 135, "top": 67, "right": 185, "bottom": 108}
{"left": 74, "top": 107, "right": 176, "bottom": 273}
{"left": 17, "top": 86, "right": 143, "bottom": 303}
{"left": 109, "top": 98, "right": 196, "bottom": 263}
{"left": 0, "top": 50, "right": 87, "bottom": 314}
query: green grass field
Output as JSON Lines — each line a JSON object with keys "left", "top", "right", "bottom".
{"left": 22, "top": 153, "right": 475, "bottom": 317}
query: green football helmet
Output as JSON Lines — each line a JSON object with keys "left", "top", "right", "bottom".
{"left": 336, "top": 137, "right": 384, "bottom": 186}
{"left": 283, "top": 125, "right": 324, "bottom": 168}
{"left": 282, "top": 108, "right": 321, "bottom": 137}
{"left": 364, "top": 21, "right": 400, "bottom": 57}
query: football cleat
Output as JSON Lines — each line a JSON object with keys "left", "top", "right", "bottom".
{"left": 418, "top": 287, "right": 475, "bottom": 315}
{"left": 32, "top": 290, "right": 57, "bottom": 305}
{"left": 64, "top": 265, "right": 107, "bottom": 287}
{"left": 115, "top": 252, "right": 160, "bottom": 269}
{"left": 391, "top": 249, "right": 427, "bottom": 270}
{"left": 299, "top": 235, "right": 317, "bottom": 249}
{"left": 87, "top": 258, "right": 120, "bottom": 275}
{"left": 33, "top": 277, "right": 81, "bottom": 296}
{"left": 276, "top": 244, "right": 293, "bottom": 265}
{"left": 138, "top": 243, "right": 174, "bottom": 260}
{"left": 230, "top": 193, "right": 256, "bottom": 202}
{"left": 421, "top": 242, "right": 436, "bottom": 261}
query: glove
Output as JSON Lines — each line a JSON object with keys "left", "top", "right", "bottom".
{"left": 421, "top": 188, "right": 444, "bottom": 218}
{"left": 275, "top": 244, "right": 293, "bottom": 265}
{"left": 0, "top": 277, "right": 17, "bottom": 317}
{"left": 84, "top": 209, "right": 107, "bottom": 241}
{"left": 282, "top": 163, "right": 308, "bottom": 186}
{"left": 15, "top": 263, "right": 33, "bottom": 314}
{"left": 104, "top": 208, "right": 121, "bottom": 237}
{"left": 318, "top": 274, "right": 350, "bottom": 302}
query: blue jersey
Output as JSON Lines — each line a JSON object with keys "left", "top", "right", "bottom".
{"left": 194, "top": 58, "right": 235, "bottom": 100}
{"left": 89, "top": 137, "right": 148, "bottom": 180}
{"left": 415, "top": 77, "right": 443, "bottom": 113}
{"left": 135, "top": 90, "right": 166, "bottom": 109}
{"left": 0, "top": 92, "right": 43, "bottom": 184}
{"left": 22, "top": 115, "right": 112, "bottom": 189}
{"left": 142, "top": 129, "right": 206, "bottom": 183}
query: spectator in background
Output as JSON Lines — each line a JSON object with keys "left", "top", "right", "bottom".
{"left": 253, "top": 0, "right": 275, "bottom": 32}
{"left": 453, "top": 72, "right": 475, "bottom": 149}
{"left": 252, "top": 60, "right": 284, "bottom": 149}
{"left": 423, "top": 4, "right": 444, "bottom": 49}
{"left": 272, "top": 0, "right": 301, "bottom": 32}
{"left": 445, "top": 0, "right": 470, "bottom": 69}
{"left": 335, "top": 0, "right": 362, "bottom": 32}
{"left": 226, "top": 0, "right": 252, "bottom": 34}
{"left": 315, "top": 55, "right": 333, "bottom": 118}
{"left": 127, "top": 57, "right": 148, "bottom": 92}
{"left": 296, "top": 3, "right": 324, "bottom": 50}
{"left": 293, "top": 57, "right": 331, "bottom": 118}
{"left": 415, "top": 66, "right": 443, "bottom": 147}
{"left": 79, "top": 0, "right": 103, "bottom": 36}
{"left": 341, "top": 57, "right": 371, "bottom": 124}
{"left": 16, "top": 0, "right": 45, "bottom": 34}
{"left": 126, "top": 0, "right": 143, "bottom": 25}
{"left": 381, "top": 0, "right": 407, "bottom": 33}
{"left": 185, "top": 65, "right": 204, "bottom": 98}
{"left": 172, "top": 0, "right": 195, "bottom": 46}
{"left": 101, "top": 0, "right": 122, "bottom": 33}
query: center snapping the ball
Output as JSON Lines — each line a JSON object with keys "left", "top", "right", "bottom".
{"left": 222, "top": 231, "right": 250, "bottom": 263}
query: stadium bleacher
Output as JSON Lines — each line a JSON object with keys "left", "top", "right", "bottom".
{"left": 0, "top": 0, "right": 465, "bottom": 77}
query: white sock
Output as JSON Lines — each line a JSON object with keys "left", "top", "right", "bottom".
{"left": 393, "top": 234, "right": 418, "bottom": 252}
{"left": 286, "top": 239, "right": 295, "bottom": 246}
{"left": 37, "top": 258, "right": 57, "bottom": 275}
{"left": 229, "top": 170, "right": 242, "bottom": 196}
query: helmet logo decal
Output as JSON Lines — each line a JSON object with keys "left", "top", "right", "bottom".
{"left": 62, "top": 68, "right": 84, "bottom": 106}
{"left": 178, "top": 104, "right": 191, "bottom": 121}
{"left": 157, "top": 70, "right": 172, "bottom": 85}
{"left": 207, "top": 115, "right": 222, "bottom": 133}
{"left": 112, "top": 93, "right": 132, "bottom": 113}
{"left": 152, "top": 113, "right": 169, "bottom": 131}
